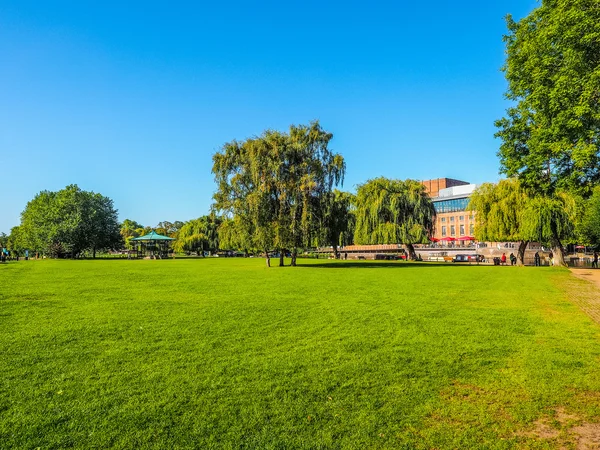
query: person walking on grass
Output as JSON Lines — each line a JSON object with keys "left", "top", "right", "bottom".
{"left": 593, "top": 251, "right": 599, "bottom": 269}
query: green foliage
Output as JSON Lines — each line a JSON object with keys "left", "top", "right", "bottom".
{"left": 520, "top": 191, "right": 577, "bottom": 246}
{"left": 469, "top": 179, "right": 528, "bottom": 242}
{"left": 173, "top": 215, "right": 221, "bottom": 254}
{"left": 496, "top": 0, "right": 600, "bottom": 195}
{"left": 316, "top": 189, "right": 355, "bottom": 252}
{"left": 579, "top": 186, "right": 600, "bottom": 247}
{"left": 120, "top": 219, "right": 145, "bottom": 249}
{"left": 154, "top": 221, "right": 184, "bottom": 239}
{"left": 212, "top": 121, "right": 345, "bottom": 261}
{"left": 18, "top": 185, "right": 121, "bottom": 256}
{"left": 2, "top": 259, "right": 600, "bottom": 447}
{"left": 354, "top": 178, "right": 435, "bottom": 245}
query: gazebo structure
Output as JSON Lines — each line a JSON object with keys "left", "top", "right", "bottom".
{"left": 130, "top": 231, "right": 175, "bottom": 259}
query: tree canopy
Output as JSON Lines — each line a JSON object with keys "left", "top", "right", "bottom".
{"left": 469, "top": 179, "right": 578, "bottom": 265}
{"left": 354, "top": 178, "right": 435, "bottom": 259}
{"left": 212, "top": 121, "right": 345, "bottom": 266}
{"left": 496, "top": 0, "right": 600, "bottom": 196}
{"left": 469, "top": 179, "right": 531, "bottom": 264}
{"left": 16, "top": 185, "right": 121, "bottom": 257}
{"left": 579, "top": 186, "right": 600, "bottom": 249}
{"left": 173, "top": 215, "right": 221, "bottom": 255}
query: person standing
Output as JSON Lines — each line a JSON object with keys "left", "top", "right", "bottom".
{"left": 501, "top": 253, "right": 507, "bottom": 265}
{"left": 534, "top": 252, "right": 540, "bottom": 266}
{"left": 593, "top": 251, "right": 599, "bottom": 269}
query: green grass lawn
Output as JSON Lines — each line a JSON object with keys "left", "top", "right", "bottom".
{"left": 2, "top": 258, "right": 600, "bottom": 449}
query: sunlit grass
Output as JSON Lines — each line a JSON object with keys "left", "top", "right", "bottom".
{"left": 1, "top": 258, "right": 600, "bottom": 448}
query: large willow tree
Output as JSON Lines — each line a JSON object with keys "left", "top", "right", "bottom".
{"left": 470, "top": 179, "right": 577, "bottom": 266}
{"left": 520, "top": 193, "right": 577, "bottom": 266}
{"left": 354, "top": 178, "right": 435, "bottom": 260}
{"left": 174, "top": 215, "right": 221, "bottom": 255}
{"left": 469, "top": 179, "right": 530, "bottom": 265}
{"left": 212, "top": 121, "right": 345, "bottom": 267}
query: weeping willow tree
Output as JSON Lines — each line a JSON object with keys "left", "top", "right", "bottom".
{"left": 520, "top": 192, "right": 577, "bottom": 266}
{"left": 212, "top": 121, "right": 345, "bottom": 267}
{"left": 468, "top": 179, "right": 530, "bottom": 265}
{"left": 470, "top": 179, "right": 578, "bottom": 266}
{"left": 174, "top": 215, "right": 221, "bottom": 255}
{"left": 354, "top": 178, "right": 435, "bottom": 260}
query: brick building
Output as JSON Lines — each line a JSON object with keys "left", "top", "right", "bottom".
{"left": 421, "top": 178, "right": 477, "bottom": 242}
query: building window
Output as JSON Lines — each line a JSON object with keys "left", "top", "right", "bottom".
{"left": 450, "top": 225, "right": 455, "bottom": 236}
{"left": 460, "top": 224, "right": 465, "bottom": 235}
{"left": 441, "top": 217, "right": 446, "bottom": 223}
{"left": 459, "top": 215, "right": 464, "bottom": 221}
{"left": 432, "top": 197, "right": 470, "bottom": 213}
{"left": 442, "top": 226, "right": 447, "bottom": 237}
{"left": 450, "top": 216, "right": 455, "bottom": 223}
{"left": 469, "top": 224, "right": 474, "bottom": 235}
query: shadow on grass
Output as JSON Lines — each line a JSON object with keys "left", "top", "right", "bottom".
{"left": 296, "top": 261, "right": 489, "bottom": 269}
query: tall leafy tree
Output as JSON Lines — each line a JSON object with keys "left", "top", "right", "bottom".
{"left": 496, "top": 0, "right": 600, "bottom": 196}
{"left": 579, "top": 186, "right": 600, "bottom": 248}
{"left": 6, "top": 226, "right": 24, "bottom": 252}
{"left": 212, "top": 121, "right": 345, "bottom": 267}
{"left": 18, "top": 185, "right": 121, "bottom": 257}
{"left": 469, "top": 179, "right": 531, "bottom": 265}
{"left": 120, "top": 219, "right": 145, "bottom": 249}
{"left": 354, "top": 178, "right": 435, "bottom": 260}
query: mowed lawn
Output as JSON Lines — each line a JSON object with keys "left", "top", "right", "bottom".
{"left": 2, "top": 259, "right": 600, "bottom": 449}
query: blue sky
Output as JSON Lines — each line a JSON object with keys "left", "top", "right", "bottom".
{"left": 0, "top": 0, "right": 538, "bottom": 233}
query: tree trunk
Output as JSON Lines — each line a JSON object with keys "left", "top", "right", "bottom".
{"left": 291, "top": 248, "right": 297, "bottom": 266}
{"left": 404, "top": 244, "right": 417, "bottom": 260}
{"left": 517, "top": 241, "right": 528, "bottom": 266}
{"left": 93, "top": 247, "right": 96, "bottom": 259}
{"left": 551, "top": 240, "right": 567, "bottom": 267}
{"left": 265, "top": 249, "right": 271, "bottom": 267}
{"left": 279, "top": 250, "right": 285, "bottom": 267}
{"left": 333, "top": 244, "right": 339, "bottom": 259}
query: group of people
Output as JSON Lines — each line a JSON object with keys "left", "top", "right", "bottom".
{"left": 498, "top": 253, "right": 518, "bottom": 265}
{"left": 0, "top": 248, "right": 31, "bottom": 263}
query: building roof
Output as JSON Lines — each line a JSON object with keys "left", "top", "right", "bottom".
{"left": 130, "top": 230, "right": 175, "bottom": 241}
{"left": 433, "top": 183, "right": 478, "bottom": 201}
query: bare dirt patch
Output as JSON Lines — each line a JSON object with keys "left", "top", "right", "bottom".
{"left": 519, "top": 407, "right": 600, "bottom": 449}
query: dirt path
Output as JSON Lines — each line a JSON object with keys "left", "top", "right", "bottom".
{"left": 570, "top": 268, "right": 600, "bottom": 291}
{"left": 567, "top": 268, "right": 600, "bottom": 325}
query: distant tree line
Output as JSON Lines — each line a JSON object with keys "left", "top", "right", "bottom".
{"left": 3, "top": 123, "right": 439, "bottom": 263}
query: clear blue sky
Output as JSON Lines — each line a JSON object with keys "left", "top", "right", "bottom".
{"left": 0, "top": 0, "right": 538, "bottom": 233}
